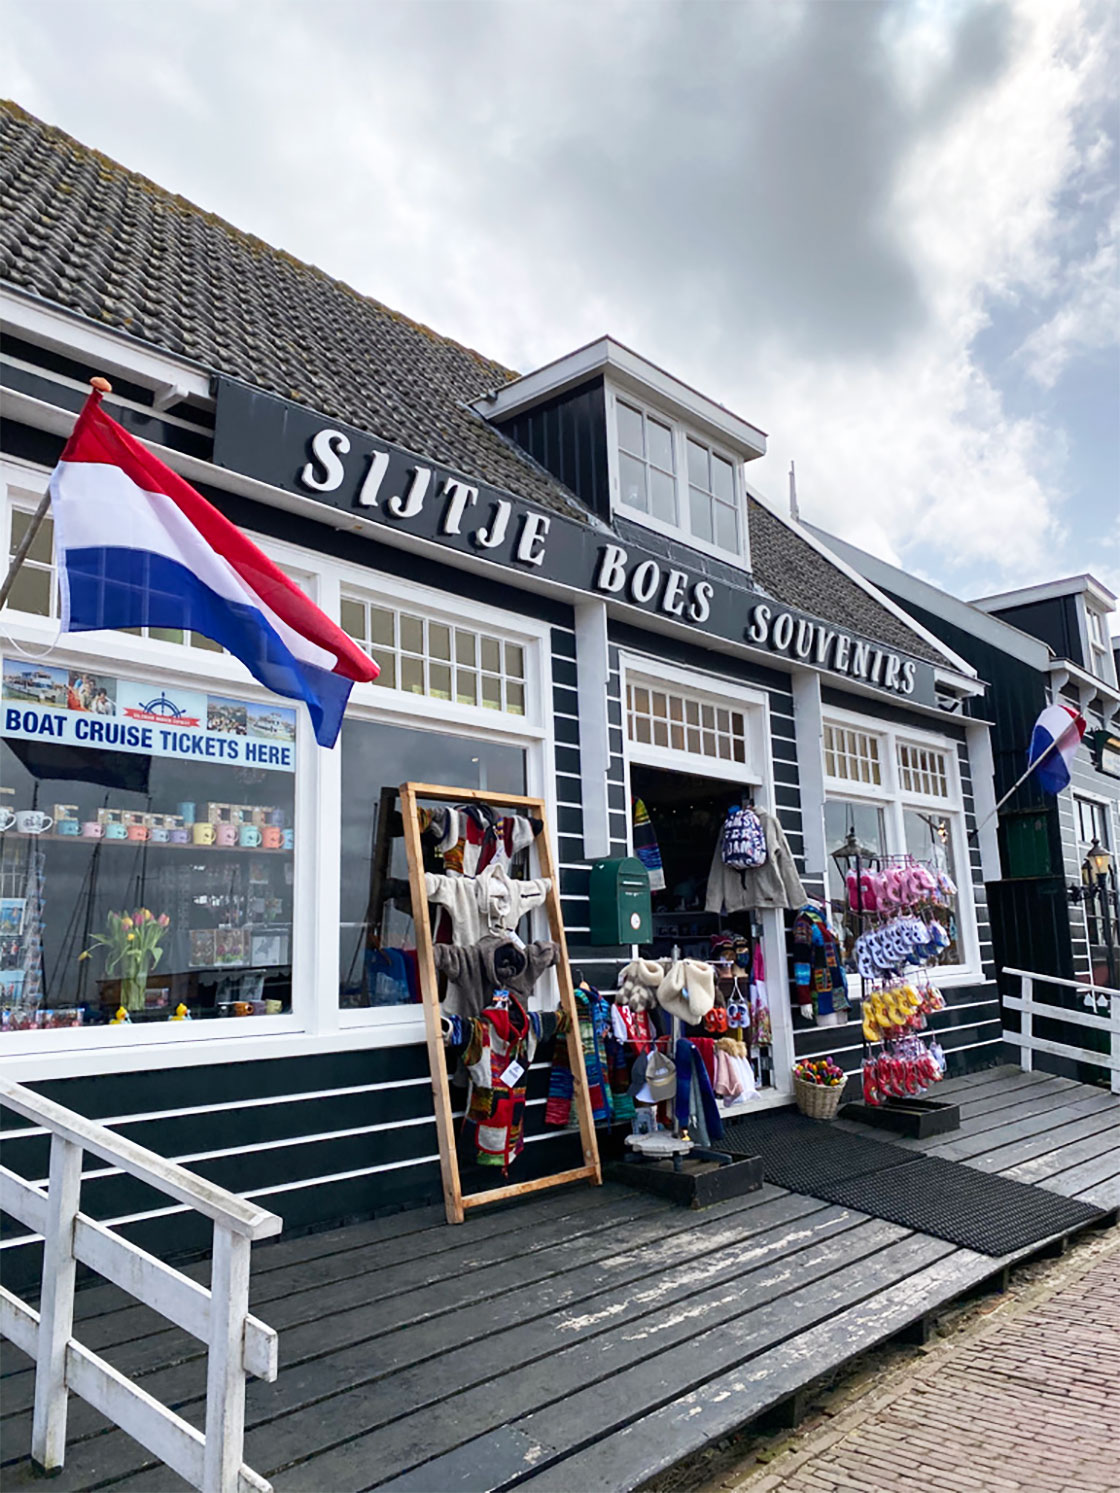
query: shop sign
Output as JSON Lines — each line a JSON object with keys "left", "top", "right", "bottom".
{"left": 1093, "top": 730, "right": 1120, "bottom": 779}
{"left": 213, "top": 378, "right": 941, "bottom": 707}
{"left": 1, "top": 663, "right": 296, "bottom": 770}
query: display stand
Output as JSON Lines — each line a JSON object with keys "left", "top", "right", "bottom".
{"left": 398, "top": 782, "right": 602, "bottom": 1225}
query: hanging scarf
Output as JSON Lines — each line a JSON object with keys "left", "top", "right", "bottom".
{"left": 632, "top": 798, "right": 666, "bottom": 891}
{"left": 545, "top": 987, "right": 613, "bottom": 1127}
{"left": 673, "top": 1039, "right": 724, "bottom": 1143}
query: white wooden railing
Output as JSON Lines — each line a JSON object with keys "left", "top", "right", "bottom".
{"left": 0, "top": 1076, "right": 282, "bottom": 1493}
{"left": 1002, "top": 967, "right": 1120, "bottom": 1096}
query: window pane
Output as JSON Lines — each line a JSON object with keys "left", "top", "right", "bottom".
{"left": 429, "top": 662, "right": 452, "bottom": 700}
{"left": 456, "top": 670, "right": 477, "bottom": 706}
{"left": 647, "top": 419, "right": 674, "bottom": 472}
{"left": 149, "top": 628, "right": 184, "bottom": 645}
{"left": 690, "top": 486, "right": 713, "bottom": 543}
{"left": 481, "top": 637, "right": 501, "bottom": 674}
{"left": 650, "top": 468, "right": 677, "bottom": 524}
{"left": 190, "top": 632, "right": 224, "bottom": 653}
{"left": 399, "top": 614, "right": 423, "bottom": 655}
{"left": 11, "top": 510, "right": 54, "bottom": 566}
{"left": 429, "top": 623, "right": 451, "bottom": 661}
{"left": 824, "top": 797, "right": 886, "bottom": 908}
{"left": 505, "top": 644, "right": 524, "bottom": 679}
{"left": 400, "top": 656, "right": 424, "bottom": 694}
{"left": 369, "top": 607, "right": 396, "bottom": 647}
{"left": 340, "top": 599, "right": 367, "bottom": 641}
{"left": 506, "top": 681, "right": 525, "bottom": 715}
{"left": 711, "top": 454, "right": 735, "bottom": 502}
{"left": 617, "top": 401, "right": 644, "bottom": 456}
{"left": 339, "top": 722, "right": 526, "bottom": 1008}
{"left": 373, "top": 656, "right": 395, "bottom": 689}
{"left": 619, "top": 451, "right": 648, "bottom": 511}
{"left": 714, "top": 501, "right": 738, "bottom": 552}
{"left": 481, "top": 675, "right": 501, "bottom": 710}
{"left": 687, "top": 438, "right": 708, "bottom": 488}
{"left": 455, "top": 630, "right": 476, "bottom": 666}
{"left": 6, "top": 567, "right": 51, "bottom": 616}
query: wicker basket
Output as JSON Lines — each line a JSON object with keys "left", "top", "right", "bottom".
{"left": 793, "top": 1074, "right": 845, "bottom": 1121}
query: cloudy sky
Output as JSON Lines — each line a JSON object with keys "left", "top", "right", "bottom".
{"left": 4, "top": 0, "right": 1118, "bottom": 623}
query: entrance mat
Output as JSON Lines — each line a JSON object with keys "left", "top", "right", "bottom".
{"left": 719, "top": 1110, "right": 926, "bottom": 1190}
{"left": 719, "top": 1110, "right": 1106, "bottom": 1256}
{"left": 810, "top": 1156, "right": 1106, "bottom": 1256}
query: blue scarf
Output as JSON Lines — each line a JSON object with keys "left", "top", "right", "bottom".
{"left": 674, "top": 1039, "right": 724, "bottom": 1142}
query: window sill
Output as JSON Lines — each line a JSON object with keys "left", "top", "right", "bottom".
{"left": 614, "top": 504, "right": 750, "bottom": 572}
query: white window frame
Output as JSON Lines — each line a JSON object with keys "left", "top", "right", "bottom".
{"left": 0, "top": 460, "right": 555, "bottom": 1075}
{"left": 820, "top": 704, "right": 981, "bottom": 985}
{"left": 606, "top": 386, "right": 750, "bottom": 569}
{"left": 618, "top": 652, "right": 795, "bottom": 1104}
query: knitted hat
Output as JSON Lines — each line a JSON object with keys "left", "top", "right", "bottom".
{"left": 617, "top": 958, "right": 665, "bottom": 1011}
{"left": 656, "top": 959, "right": 716, "bottom": 1025}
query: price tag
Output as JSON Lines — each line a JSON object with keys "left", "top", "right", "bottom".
{"left": 499, "top": 1059, "right": 525, "bottom": 1088}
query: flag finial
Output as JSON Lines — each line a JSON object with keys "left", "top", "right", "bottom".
{"left": 89, "top": 376, "right": 112, "bottom": 395}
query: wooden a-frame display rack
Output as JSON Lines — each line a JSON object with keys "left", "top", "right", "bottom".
{"left": 398, "top": 782, "right": 602, "bottom": 1225}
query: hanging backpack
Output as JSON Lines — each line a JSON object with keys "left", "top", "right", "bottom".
{"left": 721, "top": 806, "right": 768, "bottom": 870}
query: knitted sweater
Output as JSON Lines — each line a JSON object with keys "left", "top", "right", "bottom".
{"left": 433, "top": 935, "right": 557, "bottom": 1019}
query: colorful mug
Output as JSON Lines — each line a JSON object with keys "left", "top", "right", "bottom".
{"left": 269, "top": 809, "right": 286, "bottom": 828}
{"left": 282, "top": 828, "right": 294, "bottom": 851}
{"left": 16, "top": 811, "right": 53, "bottom": 834}
{"left": 81, "top": 820, "right": 103, "bottom": 839}
{"left": 56, "top": 819, "right": 81, "bottom": 836}
{"left": 239, "top": 824, "right": 262, "bottom": 848}
{"left": 0, "top": 808, "right": 15, "bottom": 832}
{"left": 261, "top": 826, "right": 283, "bottom": 850}
{"left": 127, "top": 823, "right": 150, "bottom": 842}
{"left": 216, "top": 823, "right": 238, "bottom": 848}
{"left": 170, "top": 827, "right": 190, "bottom": 844}
{"left": 150, "top": 826, "right": 170, "bottom": 843}
{"left": 105, "top": 822, "right": 128, "bottom": 840}
{"left": 192, "top": 821, "right": 216, "bottom": 846}
{"left": 178, "top": 802, "right": 196, "bottom": 824}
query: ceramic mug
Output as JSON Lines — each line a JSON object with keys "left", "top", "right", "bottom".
{"left": 16, "top": 811, "right": 53, "bottom": 834}
{"left": 233, "top": 1001, "right": 253, "bottom": 1017}
{"left": 56, "top": 819, "right": 81, "bottom": 836}
{"left": 264, "top": 999, "right": 282, "bottom": 1015}
{"left": 261, "top": 825, "right": 283, "bottom": 850}
{"left": 150, "top": 826, "right": 170, "bottom": 843}
{"left": 178, "top": 802, "right": 196, "bottom": 824}
{"left": 105, "top": 822, "right": 128, "bottom": 840}
{"left": 239, "top": 824, "right": 262, "bottom": 848}
{"left": 170, "top": 827, "right": 190, "bottom": 844}
{"left": 216, "top": 823, "right": 238, "bottom": 848}
{"left": 192, "top": 821, "right": 216, "bottom": 847}
{"left": 269, "top": 809, "right": 286, "bottom": 828}
{"left": 282, "top": 828, "right": 294, "bottom": 851}
{"left": 81, "top": 820, "right": 103, "bottom": 839}
{"left": 0, "top": 808, "right": 15, "bottom": 832}
{"left": 127, "top": 823, "right": 150, "bottom": 842}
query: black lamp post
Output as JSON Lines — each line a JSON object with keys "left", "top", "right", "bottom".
{"left": 1077, "top": 838, "right": 1119, "bottom": 993}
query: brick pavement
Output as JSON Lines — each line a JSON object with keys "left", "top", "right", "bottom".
{"left": 734, "top": 1236, "right": 1120, "bottom": 1493}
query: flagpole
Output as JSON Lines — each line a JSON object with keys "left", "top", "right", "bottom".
{"left": 0, "top": 377, "right": 111, "bottom": 611}
{"left": 968, "top": 731, "right": 1065, "bottom": 842}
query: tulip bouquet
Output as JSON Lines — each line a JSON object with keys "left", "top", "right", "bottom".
{"left": 81, "top": 909, "right": 171, "bottom": 1012}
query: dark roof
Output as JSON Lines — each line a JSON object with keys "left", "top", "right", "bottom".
{"left": 748, "top": 498, "right": 946, "bottom": 663}
{"left": 0, "top": 101, "right": 949, "bottom": 668}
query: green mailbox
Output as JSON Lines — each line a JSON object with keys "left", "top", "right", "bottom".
{"left": 589, "top": 857, "right": 652, "bottom": 945}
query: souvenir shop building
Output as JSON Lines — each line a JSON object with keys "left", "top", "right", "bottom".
{"left": 0, "top": 103, "right": 1002, "bottom": 1266}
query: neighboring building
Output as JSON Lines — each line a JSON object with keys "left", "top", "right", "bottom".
{"left": 815, "top": 533, "right": 1120, "bottom": 1005}
{"left": 0, "top": 103, "right": 999, "bottom": 1279}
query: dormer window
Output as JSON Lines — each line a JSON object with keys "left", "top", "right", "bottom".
{"left": 1086, "top": 605, "right": 1112, "bottom": 683}
{"left": 611, "top": 390, "right": 745, "bottom": 563}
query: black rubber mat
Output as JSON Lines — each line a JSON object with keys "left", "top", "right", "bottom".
{"left": 719, "top": 1110, "right": 1106, "bottom": 1256}
{"left": 811, "top": 1157, "right": 1107, "bottom": 1256}
{"left": 720, "top": 1110, "right": 925, "bottom": 1189}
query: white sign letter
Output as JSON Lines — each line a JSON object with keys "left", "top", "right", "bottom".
{"left": 387, "top": 467, "right": 431, "bottom": 519}
{"left": 300, "top": 429, "right": 350, "bottom": 493}
{"left": 441, "top": 480, "right": 479, "bottom": 535}
{"left": 516, "top": 513, "right": 551, "bottom": 567}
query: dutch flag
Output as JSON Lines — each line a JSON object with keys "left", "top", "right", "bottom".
{"left": 49, "top": 388, "right": 378, "bottom": 747}
{"left": 1027, "top": 703, "right": 1086, "bottom": 795}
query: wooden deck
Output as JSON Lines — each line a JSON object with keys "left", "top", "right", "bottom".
{"left": 1, "top": 1065, "right": 1118, "bottom": 1493}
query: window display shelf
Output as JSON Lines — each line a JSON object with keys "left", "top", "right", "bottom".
{"left": 0, "top": 833, "right": 292, "bottom": 853}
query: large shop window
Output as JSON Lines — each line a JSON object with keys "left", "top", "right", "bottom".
{"left": 0, "top": 661, "right": 296, "bottom": 1032}
{"left": 823, "top": 719, "right": 969, "bottom": 973}
{"left": 339, "top": 719, "right": 527, "bottom": 1009}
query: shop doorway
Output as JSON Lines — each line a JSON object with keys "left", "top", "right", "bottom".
{"left": 628, "top": 762, "right": 785, "bottom": 1098}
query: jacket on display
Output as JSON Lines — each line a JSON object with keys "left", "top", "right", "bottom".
{"left": 433, "top": 934, "right": 558, "bottom": 1019}
{"left": 462, "top": 996, "right": 535, "bottom": 1173}
{"left": 424, "top": 863, "right": 551, "bottom": 943}
{"left": 705, "top": 807, "right": 807, "bottom": 913}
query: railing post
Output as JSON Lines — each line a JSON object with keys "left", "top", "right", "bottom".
{"left": 31, "top": 1134, "right": 83, "bottom": 1474}
{"left": 1112, "top": 993, "right": 1120, "bottom": 1097}
{"left": 1020, "top": 976, "right": 1033, "bottom": 1072}
{"left": 203, "top": 1223, "right": 252, "bottom": 1493}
